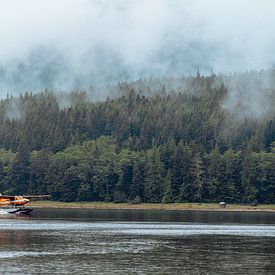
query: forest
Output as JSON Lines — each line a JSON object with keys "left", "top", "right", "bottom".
{"left": 0, "top": 71, "right": 274, "bottom": 204}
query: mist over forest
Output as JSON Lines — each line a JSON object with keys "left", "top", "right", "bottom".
{"left": 1, "top": 0, "right": 275, "bottom": 92}
{"left": 0, "top": 1, "right": 274, "bottom": 203}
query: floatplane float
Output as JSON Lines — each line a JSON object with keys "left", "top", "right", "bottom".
{"left": 0, "top": 193, "right": 50, "bottom": 215}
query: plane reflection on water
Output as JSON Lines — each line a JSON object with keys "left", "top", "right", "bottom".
{"left": 0, "top": 230, "right": 28, "bottom": 249}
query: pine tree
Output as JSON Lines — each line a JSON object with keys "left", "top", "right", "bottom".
{"left": 162, "top": 170, "right": 174, "bottom": 203}
{"left": 144, "top": 147, "right": 164, "bottom": 202}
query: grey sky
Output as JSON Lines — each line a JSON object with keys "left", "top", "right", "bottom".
{"left": 0, "top": 0, "right": 275, "bottom": 91}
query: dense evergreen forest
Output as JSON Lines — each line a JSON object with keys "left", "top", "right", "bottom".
{"left": 0, "top": 72, "right": 274, "bottom": 203}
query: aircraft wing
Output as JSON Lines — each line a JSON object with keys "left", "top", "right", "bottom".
{"left": 0, "top": 195, "right": 50, "bottom": 199}
{"left": 22, "top": 195, "right": 51, "bottom": 199}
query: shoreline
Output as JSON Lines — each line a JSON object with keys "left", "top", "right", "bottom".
{"left": 29, "top": 201, "right": 275, "bottom": 212}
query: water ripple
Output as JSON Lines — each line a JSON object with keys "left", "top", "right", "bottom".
{"left": 0, "top": 220, "right": 275, "bottom": 237}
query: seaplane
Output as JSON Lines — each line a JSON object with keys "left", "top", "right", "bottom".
{"left": 0, "top": 193, "right": 50, "bottom": 214}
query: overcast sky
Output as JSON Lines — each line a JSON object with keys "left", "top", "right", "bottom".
{"left": 1, "top": 0, "right": 275, "bottom": 91}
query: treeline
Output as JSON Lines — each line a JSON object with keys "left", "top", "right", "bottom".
{"left": 0, "top": 73, "right": 274, "bottom": 203}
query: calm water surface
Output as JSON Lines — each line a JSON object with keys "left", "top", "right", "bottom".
{"left": 0, "top": 208, "right": 274, "bottom": 274}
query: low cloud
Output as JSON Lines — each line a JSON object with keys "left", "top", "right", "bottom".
{"left": 0, "top": 0, "right": 275, "bottom": 116}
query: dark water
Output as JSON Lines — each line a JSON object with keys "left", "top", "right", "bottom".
{"left": 0, "top": 209, "right": 275, "bottom": 274}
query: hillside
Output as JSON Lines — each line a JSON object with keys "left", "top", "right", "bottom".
{"left": 0, "top": 72, "right": 274, "bottom": 203}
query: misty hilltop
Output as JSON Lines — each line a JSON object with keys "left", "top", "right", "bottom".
{"left": 1, "top": 0, "right": 275, "bottom": 94}
{"left": 0, "top": 1, "right": 274, "bottom": 204}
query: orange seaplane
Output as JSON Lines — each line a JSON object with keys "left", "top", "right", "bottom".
{"left": 0, "top": 193, "right": 50, "bottom": 214}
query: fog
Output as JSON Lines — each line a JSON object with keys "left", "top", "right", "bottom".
{"left": 0, "top": 0, "right": 275, "bottom": 99}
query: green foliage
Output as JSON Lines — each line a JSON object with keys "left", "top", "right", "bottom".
{"left": 0, "top": 75, "right": 274, "bottom": 203}
{"left": 162, "top": 170, "right": 174, "bottom": 203}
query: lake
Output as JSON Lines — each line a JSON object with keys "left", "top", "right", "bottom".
{"left": 0, "top": 208, "right": 274, "bottom": 274}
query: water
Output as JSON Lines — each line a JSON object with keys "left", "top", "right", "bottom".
{"left": 0, "top": 209, "right": 274, "bottom": 274}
